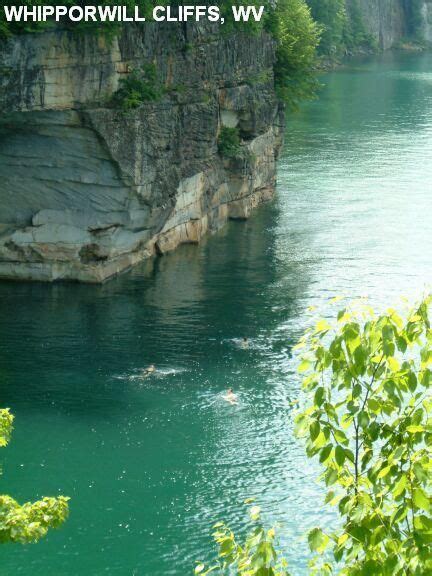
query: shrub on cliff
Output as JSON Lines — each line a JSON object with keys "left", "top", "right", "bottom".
{"left": 200, "top": 297, "right": 432, "bottom": 575}
{"left": 111, "top": 63, "right": 163, "bottom": 110}
{"left": 217, "top": 127, "right": 242, "bottom": 159}
{"left": 0, "top": 408, "right": 69, "bottom": 543}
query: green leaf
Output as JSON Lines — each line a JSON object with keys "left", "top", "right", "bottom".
{"left": 325, "top": 467, "right": 338, "bottom": 486}
{"left": 406, "top": 425, "right": 424, "bottom": 434}
{"left": 354, "top": 346, "right": 367, "bottom": 372}
{"left": 314, "top": 386, "right": 325, "bottom": 407}
{"left": 413, "top": 489, "right": 430, "bottom": 511}
{"left": 392, "top": 476, "right": 407, "bottom": 498}
{"left": 298, "top": 360, "right": 311, "bottom": 374}
{"left": 377, "top": 465, "right": 392, "bottom": 479}
{"left": 413, "top": 462, "right": 429, "bottom": 483}
{"left": 421, "top": 369, "right": 431, "bottom": 387}
{"left": 358, "top": 411, "right": 369, "bottom": 429}
{"left": 368, "top": 421, "right": 380, "bottom": 441}
{"left": 294, "top": 415, "right": 308, "bottom": 438}
{"left": 352, "top": 383, "right": 362, "bottom": 399}
{"left": 397, "top": 336, "right": 407, "bottom": 352}
{"left": 324, "top": 490, "right": 335, "bottom": 504}
{"left": 337, "top": 532, "right": 349, "bottom": 547}
{"left": 387, "top": 357, "right": 400, "bottom": 372}
{"left": 316, "top": 319, "right": 331, "bottom": 333}
{"left": 391, "top": 505, "right": 408, "bottom": 525}
{"left": 367, "top": 398, "right": 380, "bottom": 412}
{"left": 361, "top": 449, "right": 373, "bottom": 472}
{"left": 334, "top": 429, "right": 348, "bottom": 444}
{"left": 335, "top": 445, "right": 346, "bottom": 467}
{"left": 310, "top": 421, "right": 320, "bottom": 442}
{"left": 407, "top": 372, "right": 417, "bottom": 392}
{"left": 308, "top": 527, "right": 329, "bottom": 553}
{"left": 319, "top": 444, "right": 333, "bottom": 464}
{"left": 314, "top": 430, "right": 327, "bottom": 449}
{"left": 344, "top": 449, "right": 355, "bottom": 463}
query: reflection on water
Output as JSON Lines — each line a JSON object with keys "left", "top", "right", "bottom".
{"left": 1, "top": 51, "right": 432, "bottom": 575}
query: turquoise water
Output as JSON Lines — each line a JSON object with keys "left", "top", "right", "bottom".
{"left": 1, "top": 51, "right": 432, "bottom": 575}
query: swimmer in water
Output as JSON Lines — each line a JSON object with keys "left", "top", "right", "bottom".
{"left": 241, "top": 337, "right": 249, "bottom": 349}
{"left": 142, "top": 364, "right": 156, "bottom": 378}
{"left": 223, "top": 388, "right": 238, "bottom": 405}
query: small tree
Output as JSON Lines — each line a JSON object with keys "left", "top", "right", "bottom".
{"left": 295, "top": 296, "right": 431, "bottom": 575}
{"left": 0, "top": 409, "right": 69, "bottom": 544}
{"left": 202, "top": 297, "right": 432, "bottom": 575}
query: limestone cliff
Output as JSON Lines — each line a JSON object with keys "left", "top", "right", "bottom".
{"left": 347, "top": 0, "right": 406, "bottom": 49}
{"left": 346, "top": 0, "right": 432, "bottom": 50}
{"left": 0, "top": 23, "right": 283, "bottom": 282}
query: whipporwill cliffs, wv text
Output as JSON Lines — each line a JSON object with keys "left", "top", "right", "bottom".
{"left": 2, "top": 4, "right": 266, "bottom": 24}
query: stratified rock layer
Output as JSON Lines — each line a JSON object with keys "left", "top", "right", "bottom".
{"left": 0, "top": 23, "right": 283, "bottom": 282}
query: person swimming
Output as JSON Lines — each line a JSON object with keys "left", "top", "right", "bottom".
{"left": 142, "top": 364, "right": 156, "bottom": 378}
{"left": 240, "top": 337, "right": 249, "bottom": 349}
{"left": 223, "top": 388, "right": 238, "bottom": 405}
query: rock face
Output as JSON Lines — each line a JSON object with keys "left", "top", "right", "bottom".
{"left": 347, "top": 0, "right": 407, "bottom": 50}
{"left": 346, "top": 0, "right": 432, "bottom": 50}
{"left": 0, "top": 23, "right": 283, "bottom": 282}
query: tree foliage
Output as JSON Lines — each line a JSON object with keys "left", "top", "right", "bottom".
{"left": 203, "top": 297, "right": 432, "bottom": 575}
{"left": 265, "top": 0, "right": 320, "bottom": 108}
{"left": 295, "top": 296, "right": 432, "bottom": 575}
{"left": 0, "top": 408, "right": 69, "bottom": 544}
{"left": 306, "top": 0, "right": 346, "bottom": 55}
{"left": 305, "top": 0, "right": 375, "bottom": 56}
{"left": 195, "top": 503, "right": 290, "bottom": 576}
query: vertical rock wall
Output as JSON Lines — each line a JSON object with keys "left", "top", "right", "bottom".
{"left": 349, "top": 0, "right": 407, "bottom": 49}
{"left": 0, "top": 23, "right": 283, "bottom": 282}
{"left": 347, "top": 0, "right": 432, "bottom": 49}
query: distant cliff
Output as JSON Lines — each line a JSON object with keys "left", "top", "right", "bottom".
{"left": 308, "top": 0, "right": 432, "bottom": 54}
{"left": 348, "top": 0, "right": 432, "bottom": 49}
{"left": 347, "top": 0, "right": 406, "bottom": 49}
{"left": 0, "top": 23, "right": 283, "bottom": 282}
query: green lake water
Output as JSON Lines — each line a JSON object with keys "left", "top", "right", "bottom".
{"left": 1, "top": 51, "right": 432, "bottom": 575}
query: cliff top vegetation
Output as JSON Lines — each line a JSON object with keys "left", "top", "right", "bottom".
{"left": 0, "top": 1, "right": 321, "bottom": 108}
